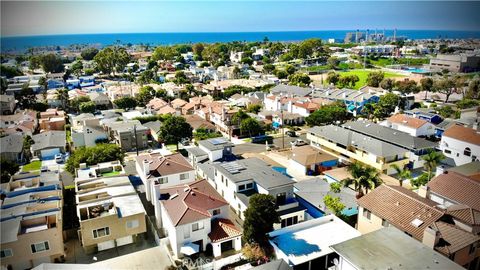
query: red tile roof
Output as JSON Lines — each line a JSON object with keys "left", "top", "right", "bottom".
{"left": 428, "top": 171, "right": 480, "bottom": 211}
{"left": 443, "top": 124, "right": 480, "bottom": 145}
{"left": 387, "top": 114, "right": 428, "bottom": 129}
{"left": 433, "top": 221, "right": 480, "bottom": 255}
{"left": 136, "top": 153, "right": 193, "bottom": 179}
{"left": 208, "top": 218, "right": 242, "bottom": 243}
{"left": 160, "top": 180, "right": 228, "bottom": 226}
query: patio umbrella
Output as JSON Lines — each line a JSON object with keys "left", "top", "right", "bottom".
{"left": 180, "top": 242, "right": 200, "bottom": 256}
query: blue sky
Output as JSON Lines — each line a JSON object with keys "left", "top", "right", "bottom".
{"left": 1, "top": 1, "right": 479, "bottom": 36}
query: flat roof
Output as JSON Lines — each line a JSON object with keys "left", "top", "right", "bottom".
{"left": 331, "top": 227, "right": 464, "bottom": 270}
{"left": 268, "top": 215, "right": 360, "bottom": 266}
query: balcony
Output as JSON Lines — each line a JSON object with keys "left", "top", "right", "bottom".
{"left": 79, "top": 202, "right": 116, "bottom": 221}
{"left": 20, "top": 215, "right": 57, "bottom": 235}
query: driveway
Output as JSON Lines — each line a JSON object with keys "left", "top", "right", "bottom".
{"left": 232, "top": 142, "right": 267, "bottom": 156}
{"left": 272, "top": 133, "right": 307, "bottom": 150}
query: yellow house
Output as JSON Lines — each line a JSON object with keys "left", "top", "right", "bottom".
{"left": 307, "top": 125, "right": 410, "bottom": 174}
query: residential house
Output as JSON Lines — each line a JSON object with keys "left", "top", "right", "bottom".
{"left": 307, "top": 125, "right": 410, "bottom": 175}
{"left": 0, "top": 94, "right": 15, "bottom": 114}
{"left": 105, "top": 83, "right": 141, "bottom": 101}
{"left": 143, "top": 120, "right": 162, "bottom": 142}
{"left": 269, "top": 85, "right": 312, "bottom": 97}
{"left": 157, "top": 179, "right": 242, "bottom": 258}
{"left": 439, "top": 124, "right": 480, "bottom": 166}
{"left": 323, "top": 166, "right": 409, "bottom": 188}
{"left": 135, "top": 152, "right": 195, "bottom": 204}
{"left": 75, "top": 171, "right": 146, "bottom": 253}
{"left": 88, "top": 92, "right": 111, "bottom": 108}
{"left": 0, "top": 110, "right": 37, "bottom": 137}
{"left": 294, "top": 178, "right": 358, "bottom": 218}
{"left": 31, "top": 131, "right": 66, "bottom": 159}
{"left": 268, "top": 215, "right": 361, "bottom": 270}
{"left": 185, "top": 137, "right": 234, "bottom": 170}
{"left": 357, "top": 184, "right": 480, "bottom": 268}
{"left": 404, "top": 108, "right": 443, "bottom": 124}
{"left": 272, "top": 111, "right": 304, "bottom": 128}
{"left": 0, "top": 134, "right": 26, "bottom": 163}
{"left": 70, "top": 113, "right": 98, "bottom": 129}
{"left": 312, "top": 89, "right": 380, "bottom": 115}
{"left": 71, "top": 125, "right": 108, "bottom": 149}
{"left": 289, "top": 145, "right": 338, "bottom": 175}
{"left": 104, "top": 120, "right": 148, "bottom": 151}
{"left": 1, "top": 171, "right": 64, "bottom": 270}
{"left": 39, "top": 109, "right": 66, "bottom": 132}
{"left": 209, "top": 158, "right": 306, "bottom": 229}
{"left": 330, "top": 228, "right": 465, "bottom": 270}
{"left": 79, "top": 76, "right": 95, "bottom": 88}
{"left": 184, "top": 114, "right": 215, "bottom": 133}
{"left": 342, "top": 120, "right": 438, "bottom": 170}
{"left": 381, "top": 113, "right": 436, "bottom": 137}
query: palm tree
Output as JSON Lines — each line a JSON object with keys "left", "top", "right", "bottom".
{"left": 390, "top": 164, "right": 412, "bottom": 187}
{"left": 56, "top": 88, "right": 69, "bottom": 110}
{"left": 342, "top": 162, "right": 382, "bottom": 198}
{"left": 422, "top": 150, "right": 445, "bottom": 180}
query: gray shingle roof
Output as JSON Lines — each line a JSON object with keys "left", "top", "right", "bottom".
{"left": 0, "top": 134, "right": 23, "bottom": 153}
{"left": 309, "top": 125, "right": 407, "bottom": 158}
{"left": 342, "top": 120, "right": 438, "bottom": 151}
{"left": 185, "top": 147, "right": 208, "bottom": 157}
{"left": 197, "top": 138, "right": 233, "bottom": 151}
{"left": 31, "top": 131, "right": 66, "bottom": 151}
{"left": 143, "top": 121, "right": 162, "bottom": 133}
{"left": 212, "top": 158, "right": 294, "bottom": 190}
{"left": 270, "top": 84, "right": 312, "bottom": 97}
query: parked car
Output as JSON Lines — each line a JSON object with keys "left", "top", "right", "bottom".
{"left": 286, "top": 130, "right": 297, "bottom": 137}
{"left": 252, "top": 135, "right": 274, "bottom": 144}
{"left": 55, "top": 154, "right": 63, "bottom": 163}
{"left": 290, "top": 139, "right": 307, "bottom": 147}
{"left": 180, "top": 138, "right": 190, "bottom": 146}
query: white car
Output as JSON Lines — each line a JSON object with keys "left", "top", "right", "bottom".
{"left": 290, "top": 139, "right": 307, "bottom": 147}
{"left": 55, "top": 154, "right": 63, "bottom": 163}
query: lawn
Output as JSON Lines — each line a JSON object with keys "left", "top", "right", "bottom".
{"left": 22, "top": 160, "right": 42, "bottom": 172}
{"left": 337, "top": 69, "right": 405, "bottom": 89}
{"left": 101, "top": 171, "right": 121, "bottom": 177}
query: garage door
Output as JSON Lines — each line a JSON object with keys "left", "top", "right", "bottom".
{"left": 97, "top": 240, "right": 115, "bottom": 251}
{"left": 40, "top": 148, "right": 60, "bottom": 160}
{"left": 116, "top": 235, "right": 133, "bottom": 247}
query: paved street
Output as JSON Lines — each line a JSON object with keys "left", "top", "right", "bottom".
{"left": 272, "top": 133, "right": 307, "bottom": 150}
{"left": 232, "top": 142, "right": 267, "bottom": 155}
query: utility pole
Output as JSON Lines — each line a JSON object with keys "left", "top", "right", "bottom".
{"left": 281, "top": 110, "right": 285, "bottom": 149}
{"left": 133, "top": 124, "right": 139, "bottom": 156}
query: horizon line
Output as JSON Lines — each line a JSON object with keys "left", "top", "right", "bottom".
{"left": 3, "top": 29, "right": 480, "bottom": 39}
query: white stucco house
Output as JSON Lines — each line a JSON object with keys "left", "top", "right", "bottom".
{"left": 381, "top": 114, "right": 436, "bottom": 137}
{"left": 440, "top": 124, "right": 480, "bottom": 166}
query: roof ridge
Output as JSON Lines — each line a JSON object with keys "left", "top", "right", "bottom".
{"left": 385, "top": 185, "right": 444, "bottom": 215}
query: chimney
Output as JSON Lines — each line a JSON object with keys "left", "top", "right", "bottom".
{"left": 422, "top": 226, "right": 440, "bottom": 249}
{"left": 143, "top": 159, "right": 150, "bottom": 178}
{"left": 418, "top": 185, "right": 429, "bottom": 198}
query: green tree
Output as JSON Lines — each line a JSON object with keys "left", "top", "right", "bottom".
{"left": 15, "top": 86, "right": 36, "bottom": 109}
{"left": 305, "top": 103, "right": 348, "bottom": 126}
{"left": 56, "top": 88, "right": 70, "bottom": 110}
{"left": 193, "top": 128, "right": 222, "bottom": 141}
{"left": 422, "top": 150, "right": 445, "bottom": 180}
{"left": 327, "top": 57, "right": 339, "bottom": 70}
{"left": 65, "top": 144, "right": 125, "bottom": 174}
{"left": 159, "top": 115, "right": 193, "bottom": 150}
{"left": 285, "top": 65, "right": 296, "bottom": 75}
{"left": 275, "top": 69, "right": 288, "bottom": 79}
{"left": 174, "top": 71, "right": 188, "bottom": 85}
{"left": 1, "top": 158, "right": 20, "bottom": 183}
{"left": 70, "top": 96, "right": 91, "bottom": 112}
{"left": 246, "top": 104, "right": 262, "bottom": 114}
{"left": 288, "top": 73, "right": 311, "bottom": 86}
{"left": 330, "top": 182, "right": 342, "bottom": 193}
{"left": 70, "top": 60, "right": 84, "bottom": 77}
{"left": 380, "top": 78, "right": 395, "bottom": 91}
{"left": 323, "top": 195, "right": 345, "bottom": 216}
{"left": 192, "top": 43, "right": 205, "bottom": 59}
{"left": 366, "top": 71, "right": 385, "bottom": 87}
{"left": 93, "top": 46, "right": 130, "bottom": 76}
{"left": 342, "top": 162, "right": 382, "bottom": 197}
{"left": 390, "top": 164, "right": 412, "bottom": 187}
{"left": 0, "top": 65, "right": 23, "bottom": 78}
{"left": 231, "top": 110, "right": 250, "bottom": 126}
{"left": 466, "top": 77, "right": 480, "bottom": 99}
{"left": 81, "top": 47, "right": 99, "bottom": 60}
{"left": 263, "top": 64, "right": 275, "bottom": 74}
{"left": 456, "top": 99, "right": 480, "bottom": 109}
{"left": 326, "top": 71, "right": 340, "bottom": 86}
{"left": 38, "top": 54, "right": 65, "bottom": 73}
{"left": 136, "top": 86, "right": 156, "bottom": 106}
{"left": 241, "top": 57, "right": 254, "bottom": 65}
{"left": 114, "top": 96, "right": 137, "bottom": 110}
{"left": 436, "top": 105, "right": 456, "bottom": 118}
{"left": 375, "top": 93, "right": 400, "bottom": 117}
{"left": 420, "top": 77, "right": 434, "bottom": 100}
{"left": 0, "top": 77, "right": 8, "bottom": 94}
{"left": 242, "top": 194, "right": 280, "bottom": 246}
{"left": 410, "top": 173, "right": 430, "bottom": 189}
{"left": 240, "top": 118, "right": 264, "bottom": 137}
{"left": 395, "top": 79, "right": 419, "bottom": 94}
{"left": 79, "top": 101, "right": 96, "bottom": 113}
{"left": 152, "top": 46, "right": 179, "bottom": 61}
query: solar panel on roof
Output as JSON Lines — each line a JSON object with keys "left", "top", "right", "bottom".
{"left": 210, "top": 138, "right": 227, "bottom": 145}
{"left": 220, "top": 161, "right": 245, "bottom": 174}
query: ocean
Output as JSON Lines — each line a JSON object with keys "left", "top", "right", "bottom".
{"left": 2, "top": 30, "right": 480, "bottom": 51}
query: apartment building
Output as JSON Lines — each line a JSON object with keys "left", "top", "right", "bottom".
{"left": 381, "top": 113, "right": 436, "bottom": 137}
{"left": 75, "top": 163, "right": 146, "bottom": 253}
{"left": 429, "top": 53, "right": 480, "bottom": 73}
{"left": 103, "top": 120, "right": 148, "bottom": 151}
{"left": 1, "top": 171, "right": 64, "bottom": 270}
{"left": 357, "top": 185, "right": 479, "bottom": 269}
{"left": 39, "top": 109, "right": 66, "bottom": 132}
{"left": 307, "top": 125, "right": 410, "bottom": 175}
{"left": 439, "top": 124, "right": 480, "bottom": 166}
{"left": 0, "top": 94, "right": 15, "bottom": 115}
{"left": 157, "top": 179, "right": 241, "bottom": 258}
{"left": 208, "top": 158, "right": 306, "bottom": 229}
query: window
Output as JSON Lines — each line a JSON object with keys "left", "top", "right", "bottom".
{"left": 246, "top": 183, "right": 253, "bottom": 189}
{"left": 363, "top": 209, "right": 371, "bottom": 220}
{"left": 157, "top": 177, "right": 168, "bottom": 184}
{"left": 93, "top": 227, "right": 110, "bottom": 238}
{"left": 469, "top": 243, "right": 476, "bottom": 255}
{"left": 382, "top": 219, "right": 389, "bottom": 227}
{"left": 464, "top": 147, "right": 471, "bottom": 157}
{"left": 215, "top": 169, "right": 217, "bottom": 176}
{"left": 281, "top": 216, "right": 299, "bottom": 228}
{"left": 444, "top": 149, "right": 451, "bottom": 154}
{"left": 225, "top": 179, "right": 228, "bottom": 187}
{"left": 192, "top": 222, "right": 204, "bottom": 232}
{"left": 180, "top": 173, "right": 189, "bottom": 181}
{"left": 238, "top": 184, "right": 246, "bottom": 191}
{"left": 212, "top": 209, "right": 221, "bottom": 216}
{"left": 184, "top": 226, "right": 190, "bottom": 239}
{"left": 31, "top": 241, "right": 49, "bottom": 253}
{"left": 221, "top": 175, "right": 224, "bottom": 183}
{"left": 1, "top": 249, "right": 12, "bottom": 258}
{"left": 126, "top": 219, "right": 139, "bottom": 229}
{"left": 276, "top": 192, "right": 286, "bottom": 205}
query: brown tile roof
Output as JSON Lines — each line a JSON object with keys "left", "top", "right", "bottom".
{"left": 160, "top": 180, "right": 228, "bottom": 226}
{"left": 184, "top": 115, "right": 215, "bottom": 130}
{"left": 293, "top": 101, "right": 321, "bottom": 111}
{"left": 446, "top": 205, "right": 480, "bottom": 226}
{"left": 291, "top": 145, "right": 336, "bottom": 166}
{"left": 443, "top": 124, "right": 480, "bottom": 145}
{"left": 433, "top": 221, "right": 480, "bottom": 255}
{"left": 208, "top": 218, "right": 242, "bottom": 243}
{"left": 147, "top": 98, "right": 168, "bottom": 110}
{"left": 428, "top": 171, "right": 480, "bottom": 211}
{"left": 387, "top": 114, "right": 428, "bottom": 129}
{"left": 357, "top": 185, "right": 444, "bottom": 241}
{"left": 171, "top": 98, "right": 188, "bottom": 108}
{"left": 136, "top": 153, "right": 193, "bottom": 179}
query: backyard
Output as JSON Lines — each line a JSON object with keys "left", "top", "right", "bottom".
{"left": 22, "top": 160, "right": 42, "bottom": 172}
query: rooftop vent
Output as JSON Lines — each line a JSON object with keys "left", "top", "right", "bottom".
{"left": 184, "top": 187, "right": 190, "bottom": 192}
{"left": 411, "top": 218, "right": 424, "bottom": 228}
{"left": 170, "top": 193, "right": 179, "bottom": 200}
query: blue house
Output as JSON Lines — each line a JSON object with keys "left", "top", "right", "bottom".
{"left": 404, "top": 109, "right": 443, "bottom": 124}
{"left": 79, "top": 76, "right": 95, "bottom": 87}
{"left": 47, "top": 79, "right": 65, "bottom": 89}
{"left": 313, "top": 88, "right": 379, "bottom": 115}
